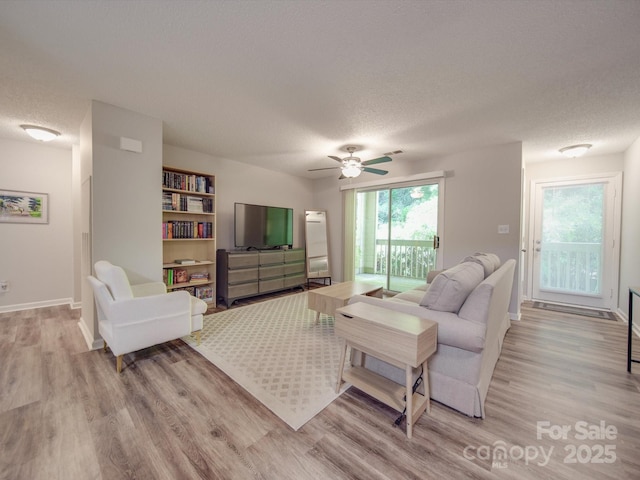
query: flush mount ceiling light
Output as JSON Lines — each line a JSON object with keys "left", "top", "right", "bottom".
{"left": 20, "top": 124, "right": 61, "bottom": 142}
{"left": 559, "top": 144, "right": 592, "bottom": 158}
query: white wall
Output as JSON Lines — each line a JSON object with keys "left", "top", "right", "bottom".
{"left": 89, "top": 101, "right": 164, "bottom": 284}
{"left": 163, "top": 144, "right": 315, "bottom": 252}
{"left": 79, "top": 101, "right": 163, "bottom": 348}
{"left": 313, "top": 142, "right": 523, "bottom": 316}
{"left": 619, "top": 137, "right": 640, "bottom": 317}
{"left": 522, "top": 153, "right": 625, "bottom": 302}
{"left": 72, "top": 145, "right": 82, "bottom": 307}
{"left": 412, "top": 143, "right": 523, "bottom": 269}
{"left": 0, "top": 138, "right": 73, "bottom": 311}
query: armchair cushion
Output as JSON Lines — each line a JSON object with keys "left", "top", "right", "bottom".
{"left": 131, "top": 281, "right": 167, "bottom": 297}
{"left": 94, "top": 260, "right": 133, "bottom": 300}
{"left": 420, "top": 261, "right": 483, "bottom": 313}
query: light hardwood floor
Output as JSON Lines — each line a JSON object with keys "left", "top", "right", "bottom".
{"left": 1, "top": 294, "right": 639, "bottom": 479}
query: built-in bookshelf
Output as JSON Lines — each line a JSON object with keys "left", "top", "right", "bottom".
{"left": 162, "top": 166, "right": 216, "bottom": 305}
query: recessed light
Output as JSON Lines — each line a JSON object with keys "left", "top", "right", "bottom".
{"left": 20, "top": 124, "right": 61, "bottom": 142}
{"left": 559, "top": 144, "right": 592, "bottom": 158}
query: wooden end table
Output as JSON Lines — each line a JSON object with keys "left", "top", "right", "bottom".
{"left": 334, "top": 302, "right": 437, "bottom": 439}
{"left": 307, "top": 281, "right": 383, "bottom": 324}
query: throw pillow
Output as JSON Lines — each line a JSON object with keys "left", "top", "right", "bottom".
{"left": 462, "top": 254, "right": 494, "bottom": 278}
{"left": 419, "top": 262, "right": 484, "bottom": 313}
{"left": 475, "top": 252, "right": 501, "bottom": 270}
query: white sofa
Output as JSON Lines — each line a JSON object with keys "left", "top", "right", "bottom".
{"left": 88, "top": 260, "right": 207, "bottom": 373}
{"left": 348, "top": 254, "right": 516, "bottom": 418}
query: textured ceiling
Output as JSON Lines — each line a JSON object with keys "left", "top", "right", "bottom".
{"left": 1, "top": 0, "right": 639, "bottom": 178}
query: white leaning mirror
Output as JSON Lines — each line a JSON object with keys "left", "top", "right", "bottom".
{"left": 305, "top": 210, "right": 331, "bottom": 282}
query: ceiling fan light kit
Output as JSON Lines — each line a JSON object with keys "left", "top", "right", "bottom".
{"left": 342, "top": 163, "right": 362, "bottom": 178}
{"left": 308, "top": 145, "right": 402, "bottom": 179}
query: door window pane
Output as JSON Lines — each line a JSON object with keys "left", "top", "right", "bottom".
{"left": 540, "top": 183, "right": 604, "bottom": 295}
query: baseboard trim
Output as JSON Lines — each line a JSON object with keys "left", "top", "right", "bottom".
{"left": 77, "top": 316, "right": 103, "bottom": 351}
{"left": 616, "top": 308, "right": 640, "bottom": 338}
{"left": 0, "top": 297, "right": 73, "bottom": 314}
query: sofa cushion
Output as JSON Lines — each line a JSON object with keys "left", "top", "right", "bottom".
{"left": 462, "top": 254, "right": 495, "bottom": 278}
{"left": 420, "top": 262, "right": 484, "bottom": 313}
{"left": 393, "top": 285, "right": 428, "bottom": 304}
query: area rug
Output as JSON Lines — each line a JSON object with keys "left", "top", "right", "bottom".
{"left": 533, "top": 301, "right": 617, "bottom": 320}
{"left": 183, "top": 292, "right": 348, "bottom": 430}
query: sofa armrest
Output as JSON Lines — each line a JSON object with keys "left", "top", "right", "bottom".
{"left": 426, "top": 269, "right": 443, "bottom": 283}
{"left": 348, "top": 294, "right": 486, "bottom": 352}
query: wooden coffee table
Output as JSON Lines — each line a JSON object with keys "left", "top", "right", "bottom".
{"left": 307, "top": 281, "right": 383, "bottom": 323}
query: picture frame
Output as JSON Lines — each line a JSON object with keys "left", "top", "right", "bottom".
{"left": 0, "top": 189, "right": 49, "bottom": 224}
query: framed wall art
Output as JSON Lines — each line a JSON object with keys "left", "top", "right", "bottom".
{"left": 0, "top": 189, "right": 49, "bottom": 224}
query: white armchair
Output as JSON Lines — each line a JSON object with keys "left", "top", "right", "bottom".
{"left": 87, "top": 260, "right": 206, "bottom": 373}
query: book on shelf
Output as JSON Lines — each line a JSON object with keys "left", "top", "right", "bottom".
{"left": 174, "top": 259, "right": 197, "bottom": 265}
{"left": 162, "top": 170, "right": 214, "bottom": 194}
{"left": 189, "top": 271, "right": 209, "bottom": 281}
{"left": 195, "top": 285, "right": 214, "bottom": 302}
{"left": 174, "top": 269, "right": 188, "bottom": 283}
{"left": 162, "top": 221, "right": 213, "bottom": 239}
{"left": 162, "top": 194, "right": 213, "bottom": 213}
{"left": 187, "top": 196, "right": 204, "bottom": 213}
{"left": 174, "top": 285, "right": 197, "bottom": 296}
{"left": 164, "top": 268, "right": 175, "bottom": 286}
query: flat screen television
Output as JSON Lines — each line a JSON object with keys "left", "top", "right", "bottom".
{"left": 234, "top": 202, "right": 294, "bottom": 249}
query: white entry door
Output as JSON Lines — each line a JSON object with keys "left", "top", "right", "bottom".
{"left": 530, "top": 173, "right": 621, "bottom": 310}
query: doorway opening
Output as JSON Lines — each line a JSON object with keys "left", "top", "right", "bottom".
{"left": 529, "top": 173, "right": 622, "bottom": 310}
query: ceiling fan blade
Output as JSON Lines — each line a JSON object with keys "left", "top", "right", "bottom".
{"left": 363, "top": 167, "right": 388, "bottom": 175}
{"left": 362, "top": 156, "right": 392, "bottom": 166}
{"left": 338, "top": 173, "right": 346, "bottom": 180}
{"left": 328, "top": 155, "right": 343, "bottom": 163}
{"left": 308, "top": 167, "right": 340, "bottom": 171}
{"left": 382, "top": 150, "right": 403, "bottom": 156}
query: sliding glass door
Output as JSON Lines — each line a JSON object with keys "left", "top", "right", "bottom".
{"left": 353, "top": 181, "right": 441, "bottom": 292}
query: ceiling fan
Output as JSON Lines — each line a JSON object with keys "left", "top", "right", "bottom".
{"left": 308, "top": 146, "right": 403, "bottom": 179}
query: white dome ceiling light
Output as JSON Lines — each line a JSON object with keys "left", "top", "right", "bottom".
{"left": 559, "top": 144, "right": 592, "bottom": 158}
{"left": 20, "top": 124, "right": 61, "bottom": 142}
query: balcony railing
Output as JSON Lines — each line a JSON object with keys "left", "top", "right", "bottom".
{"left": 362, "top": 240, "right": 601, "bottom": 296}
{"left": 540, "top": 242, "right": 602, "bottom": 295}
{"left": 373, "top": 239, "right": 437, "bottom": 279}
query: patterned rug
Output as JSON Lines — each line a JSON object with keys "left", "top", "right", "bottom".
{"left": 183, "top": 292, "right": 348, "bottom": 430}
